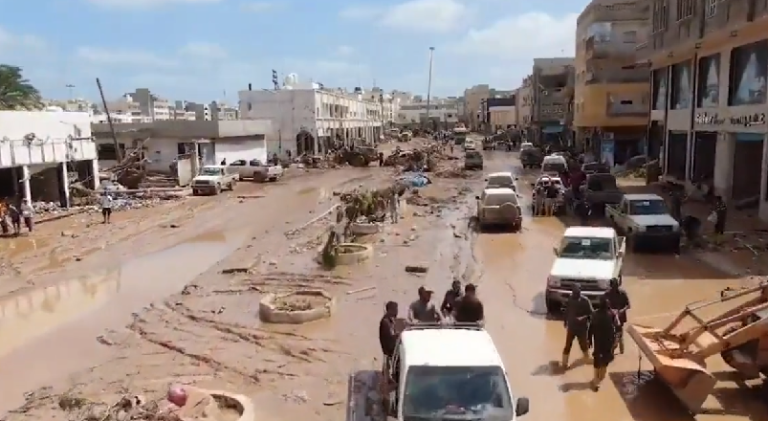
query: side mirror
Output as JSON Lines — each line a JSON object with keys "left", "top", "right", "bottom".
{"left": 515, "top": 397, "right": 530, "bottom": 416}
{"left": 552, "top": 247, "right": 558, "bottom": 256}
{"left": 475, "top": 196, "right": 481, "bottom": 200}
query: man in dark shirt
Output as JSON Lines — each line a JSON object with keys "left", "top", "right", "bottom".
{"left": 440, "top": 280, "right": 463, "bottom": 318}
{"left": 379, "top": 301, "right": 399, "bottom": 362}
{"left": 454, "top": 284, "right": 484, "bottom": 324}
{"left": 562, "top": 284, "right": 593, "bottom": 370}
{"left": 604, "top": 278, "right": 630, "bottom": 354}
{"left": 589, "top": 295, "right": 617, "bottom": 391}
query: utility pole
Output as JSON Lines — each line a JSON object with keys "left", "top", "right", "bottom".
{"left": 425, "top": 47, "right": 435, "bottom": 130}
{"left": 96, "top": 78, "right": 122, "bottom": 162}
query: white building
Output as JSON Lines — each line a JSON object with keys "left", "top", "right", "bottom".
{"left": 396, "top": 101, "right": 461, "bottom": 128}
{"left": 239, "top": 75, "right": 384, "bottom": 155}
{"left": 0, "top": 111, "right": 98, "bottom": 206}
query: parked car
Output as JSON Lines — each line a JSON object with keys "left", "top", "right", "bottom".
{"left": 606, "top": 194, "right": 681, "bottom": 253}
{"left": 464, "top": 150, "right": 484, "bottom": 170}
{"left": 192, "top": 165, "right": 238, "bottom": 195}
{"left": 227, "top": 159, "right": 284, "bottom": 182}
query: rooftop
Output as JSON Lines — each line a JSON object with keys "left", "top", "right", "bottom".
{"left": 563, "top": 226, "right": 616, "bottom": 238}
{"left": 91, "top": 120, "right": 272, "bottom": 139}
{"left": 400, "top": 327, "right": 503, "bottom": 367}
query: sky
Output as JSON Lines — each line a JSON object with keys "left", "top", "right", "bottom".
{"left": 0, "top": 0, "right": 586, "bottom": 104}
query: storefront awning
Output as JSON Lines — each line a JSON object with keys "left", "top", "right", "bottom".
{"left": 542, "top": 125, "right": 564, "bottom": 134}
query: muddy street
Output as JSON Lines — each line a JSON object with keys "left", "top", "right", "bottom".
{"left": 3, "top": 144, "right": 768, "bottom": 421}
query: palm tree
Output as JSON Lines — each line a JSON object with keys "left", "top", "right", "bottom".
{"left": 0, "top": 65, "right": 43, "bottom": 110}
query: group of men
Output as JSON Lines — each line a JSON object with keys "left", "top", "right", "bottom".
{"left": 378, "top": 281, "right": 484, "bottom": 370}
{"left": 0, "top": 199, "right": 35, "bottom": 235}
{"left": 532, "top": 177, "right": 562, "bottom": 216}
{"left": 562, "top": 279, "right": 630, "bottom": 391}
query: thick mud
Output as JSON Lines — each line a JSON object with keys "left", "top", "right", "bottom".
{"left": 3, "top": 147, "right": 768, "bottom": 421}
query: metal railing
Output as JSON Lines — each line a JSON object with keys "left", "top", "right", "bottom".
{"left": 586, "top": 68, "right": 649, "bottom": 84}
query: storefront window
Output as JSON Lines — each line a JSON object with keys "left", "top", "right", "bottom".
{"left": 652, "top": 68, "right": 668, "bottom": 110}
{"left": 671, "top": 61, "right": 692, "bottom": 109}
{"left": 696, "top": 54, "right": 720, "bottom": 107}
{"left": 728, "top": 40, "right": 768, "bottom": 106}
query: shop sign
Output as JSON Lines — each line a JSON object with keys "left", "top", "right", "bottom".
{"left": 695, "top": 112, "right": 766, "bottom": 127}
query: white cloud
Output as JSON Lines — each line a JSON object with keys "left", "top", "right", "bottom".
{"left": 178, "top": 42, "right": 227, "bottom": 59}
{"left": 452, "top": 12, "right": 578, "bottom": 59}
{"left": 0, "top": 27, "right": 46, "bottom": 51}
{"left": 241, "top": 1, "right": 282, "bottom": 12}
{"left": 335, "top": 45, "right": 354, "bottom": 56}
{"left": 76, "top": 47, "right": 178, "bottom": 67}
{"left": 85, "top": 0, "right": 220, "bottom": 9}
{"left": 381, "top": 0, "right": 468, "bottom": 32}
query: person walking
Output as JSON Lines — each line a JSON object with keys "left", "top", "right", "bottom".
{"left": 407, "top": 286, "right": 442, "bottom": 323}
{"left": 101, "top": 191, "right": 114, "bottom": 224}
{"left": 562, "top": 284, "right": 593, "bottom": 370}
{"left": 20, "top": 199, "right": 34, "bottom": 233}
{"left": 604, "top": 278, "right": 630, "bottom": 354}
{"left": 713, "top": 195, "right": 727, "bottom": 236}
{"left": 440, "top": 280, "right": 463, "bottom": 318}
{"left": 589, "top": 295, "right": 618, "bottom": 391}
{"left": 389, "top": 189, "right": 399, "bottom": 224}
{"left": 7, "top": 203, "right": 21, "bottom": 235}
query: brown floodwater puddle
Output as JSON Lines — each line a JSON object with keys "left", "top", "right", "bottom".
{"left": 0, "top": 236, "right": 50, "bottom": 260}
{"left": 0, "top": 228, "right": 248, "bottom": 414}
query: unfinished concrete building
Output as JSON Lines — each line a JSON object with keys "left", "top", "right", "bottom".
{"left": 638, "top": 0, "right": 768, "bottom": 221}
{"left": 524, "top": 58, "right": 575, "bottom": 144}
{"left": 574, "top": 0, "right": 650, "bottom": 165}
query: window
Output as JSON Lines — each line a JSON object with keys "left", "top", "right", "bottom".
{"left": 652, "top": 0, "right": 668, "bottom": 32}
{"left": 671, "top": 61, "right": 693, "bottom": 109}
{"left": 676, "top": 0, "right": 694, "bottom": 20}
{"left": 652, "top": 68, "right": 668, "bottom": 110}
{"left": 696, "top": 54, "right": 721, "bottom": 107}
{"left": 96, "top": 143, "right": 125, "bottom": 160}
{"left": 705, "top": 0, "right": 717, "bottom": 18}
{"left": 728, "top": 40, "right": 768, "bottom": 106}
{"left": 229, "top": 160, "right": 246, "bottom": 166}
{"left": 622, "top": 31, "right": 637, "bottom": 43}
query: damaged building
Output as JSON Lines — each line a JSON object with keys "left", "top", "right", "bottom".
{"left": 639, "top": 0, "right": 768, "bottom": 220}
{"left": 91, "top": 120, "right": 273, "bottom": 186}
{"left": 0, "top": 111, "right": 98, "bottom": 207}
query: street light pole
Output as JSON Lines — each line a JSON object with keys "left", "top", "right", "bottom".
{"left": 425, "top": 47, "right": 435, "bottom": 130}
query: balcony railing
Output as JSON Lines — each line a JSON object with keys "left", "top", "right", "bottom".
{"left": 0, "top": 136, "right": 97, "bottom": 169}
{"left": 606, "top": 94, "right": 649, "bottom": 117}
{"left": 585, "top": 36, "right": 639, "bottom": 60}
{"left": 586, "top": 68, "right": 649, "bottom": 85}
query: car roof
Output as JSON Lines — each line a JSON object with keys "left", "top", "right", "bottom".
{"left": 624, "top": 193, "right": 663, "bottom": 201}
{"left": 487, "top": 172, "right": 513, "bottom": 178}
{"left": 483, "top": 187, "right": 516, "bottom": 195}
{"left": 563, "top": 226, "right": 616, "bottom": 238}
{"left": 543, "top": 155, "right": 566, "bottom": 161}
{"left": 401, "top": 327, "right": 504, "bottom": 367}
{"left": 536, "top": 175, "right": 562, "bottom": 182}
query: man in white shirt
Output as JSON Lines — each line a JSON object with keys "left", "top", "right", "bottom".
{"left": 20, "top": 199, "right": 34, "bottom": 232}
{"left": 101, "top": 192, "right": 114, "bottom": 224}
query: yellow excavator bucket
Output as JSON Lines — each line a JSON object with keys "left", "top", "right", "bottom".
{"left": 627, "top": 324, "right": 717, "bottom": 413}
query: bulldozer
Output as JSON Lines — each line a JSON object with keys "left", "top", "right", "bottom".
{"left": 627, "top": 282, "right": 768, "bottom": 413}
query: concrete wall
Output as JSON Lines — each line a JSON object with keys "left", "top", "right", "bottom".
{"left": 575, "top": 83, "right": 649, "bottom": 127}
{"left": 176, "top": 157, "right": 193, "bottom": 186}
{"left": 489, "top": 106, "right": 517, "bottom": 129}
{"left": 0, "top": 111, "right": 97, "bottom": 168}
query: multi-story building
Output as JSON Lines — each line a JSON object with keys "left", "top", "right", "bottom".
{"left": 482, "top": 95, "right": 518, "bottom": 132}
{"left": 239, "top": 79, "right": 383, "bottom": 156}
{"left": 464, "top": 85, "right": 491, "bottom": 131}
{"left": 519, "top": 58, "right": 576, "bottom": 143}
{"left": 638, "top": 0, "right": 768, "bottom": 221}
{"left": 362, "top": 88, "right": 401, "bottom": 127}
{"left": 575, "top": 0, "right": 650, "bottom": 165}
{"left": 396, "top": 100, "right": 462, "bottom": 129}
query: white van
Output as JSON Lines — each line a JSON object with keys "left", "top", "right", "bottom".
{"left": 541, "top": 155, "right": 568, "bottom": 175}
{"left": 385, "top": 324, "right": 530, "bottom": 420}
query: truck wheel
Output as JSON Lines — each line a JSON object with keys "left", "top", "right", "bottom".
{"left": 545, "top": 298, "right": 560, "bottom": 314}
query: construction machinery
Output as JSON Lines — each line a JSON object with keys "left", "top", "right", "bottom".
{"left": 627, "top": 282, "right": 768, "bottom": 413}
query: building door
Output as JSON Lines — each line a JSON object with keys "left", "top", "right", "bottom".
{"left": 732, "top": 133, "right": 764, "bottom": 202}
{"left": 666, "top": 131, "right": 688, "bottom": 180}
{"left": 198, "top": 143, "right": 215, "bottom": 166}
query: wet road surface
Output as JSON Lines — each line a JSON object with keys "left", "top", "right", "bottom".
{"left": 476, "top": 150, "right": 768, "bottom": 421}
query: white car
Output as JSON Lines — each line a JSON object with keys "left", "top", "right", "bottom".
{"left": 464, "top": 138, "right": 478, "bottom": 151}
{"left": 191, "top": 165, "right": 238, "bottom": 195}
{"left": 606, "top": 194, "right": 681, "bottom": 253}
{"left": 227, "top": 159, "right": 284, "bottom": 182}
{"left": 476, "top": 187, "right": 522, "bottom": 231}
{"left": 520, "top": 142, "right": 534, "bottom": 150}
{"left": 545, "top": 226, "right": 626, "bottom": 313}
{"left": 485, "top": 171, "right": 517, "bottom": 191}
{"left": 541, "top": 155, "right": 568, "bottom": 175}
{"left": 383, "top": 324, "right": 530, "bottom": 420}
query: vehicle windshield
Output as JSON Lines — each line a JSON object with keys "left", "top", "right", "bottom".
{"left": 199, "top": 167, "right": 223, "bottom": 176}
{"left": 628, "top": 199, "right": 668, "bottom": 215}
{"left": 559, "top": 237, "right": 614, "bottom": 260}
{"left": 486, "top": 176, "right": 514, "bottom": 189}
{"left": 542, "top": 162, "right": 567, "bottom": 173}
{"left": 402, "top": 365, "right": 513, "bottom": 421}
{"left": 484, "top": 194, "right": 517, "bottom": 206}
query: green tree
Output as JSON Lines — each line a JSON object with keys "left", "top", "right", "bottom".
{"left": 0, "top": 65, "right": 43, "bottom": 110}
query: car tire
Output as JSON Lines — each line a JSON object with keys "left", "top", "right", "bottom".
{"left": 215, "top": 184, "right": 221, "bottom": 195}
{"left": 545, "top": 298, "right": 560, "bottom": 314}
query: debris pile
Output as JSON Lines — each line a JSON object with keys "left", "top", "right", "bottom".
{"left": 53, "top": 392, "right": 181, "bottom": 421}
{"left": 383, "top": 144, "right": 451, "bottom": 172}
{"left": 434, "top": 164, "right": 477, "bottom": 179}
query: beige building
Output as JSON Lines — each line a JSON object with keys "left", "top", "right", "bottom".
{"left": 464, "top": 84, "right": 491, "bottom": 131}
{"left": 638, "top": 0, "right": 768, "bottom": 221}
{"left": 574, "top": 0, "right": 650, "bottom": 163}
{"left": 517, "top": 76, "right": 534, "bottom": 130}
{"left": 486, "top": 96, "right": 518, "bottom": 131}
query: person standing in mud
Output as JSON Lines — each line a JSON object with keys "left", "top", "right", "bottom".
{"left": 562, "top": 284, "right": 593, "bottom": 370}
{"left": 378, "top": 152, "right": 385, "bottom": 167}
{"left": 589, "top": 295, "right": 618, "bottom": 391}
{"left": 408, "top": 287, "right": 442, "bottom": 323}
{"left": 713, "top": 195, "right": 728, "bottom": 236}
{"left": 7, "top": 203, "right": 21, "bottom": 235}
{"left": 101, "top": 191, "right": 114, "bottom": 224}
{"left": 379, "top": 301, "right": 399, "bottom": 370}
{"left": 20, "top": 199, "right": 34, "bottom": 233}
{"left": 670, "top": 188, "right": 685, "bottom": 221}
{"left": 604, "top": 278, "right": 630, "bottom": 354}
{"left": 389, "top": 188, "right": 399, "bottom": 224}
{"left": 454, "top": 284, "right": 484, "bottom": 324}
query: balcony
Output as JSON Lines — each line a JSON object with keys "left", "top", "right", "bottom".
{"left": 587, "top": 1, "right": 650, "bottom": 23}
{"left": 586, "top": 67, "right": 649, "bottom": 85}
{"left": 585, "top": 36, "right": 640, "bottom": 60}
{"left": 606, "top": 93, "right": 649, "bottom": 117}
{"left": 0, "top": 137, "right": 97, "bottom": 169}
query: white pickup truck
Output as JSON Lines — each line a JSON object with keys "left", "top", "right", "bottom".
{"left": 191, "top": 165, "right": 238, "bottom": 195}
{"left": 227, "top": 159, "right": 284, "bottom": 182}
{"left": 605, "top": 193, "right": 681, "bottom": 253}
{"left": 545, "top": 226, "right": 625, "bottom": 313}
